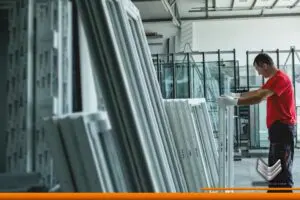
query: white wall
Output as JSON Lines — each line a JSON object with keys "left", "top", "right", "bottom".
{"left": 143, "top": 22, "right": 179, "bottom": 54}
{"left": 179, "top": 22, "right": 194, "bottom": 52}
{"left": 193, "top": 17, "right": 300, "bottom": 105}
{"left": 192, "top": 17, "right": 300, "bottom": 66}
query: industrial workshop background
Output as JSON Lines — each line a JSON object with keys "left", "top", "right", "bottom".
{"left": 152, "top": 48, "right": 300, "bottom": 154}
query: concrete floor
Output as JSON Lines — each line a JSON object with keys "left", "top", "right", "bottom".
{"left": 233, "top": 148, "right": 300, "bottom": 193}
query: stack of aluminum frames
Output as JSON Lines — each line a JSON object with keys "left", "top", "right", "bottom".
{"left": 44, "top": 99, "right": 232, "bottom": 192}
{"left": 75, "top": 0, "right": 187, "bottom": 192}
{"left": 218, "top": 103, "right": 235, "bottom": 192}
{"left": 164, "top": 98, "right": 219, "bottom": 192}
{"left": 44, "top": 111, "right": 137, "bottom": 192}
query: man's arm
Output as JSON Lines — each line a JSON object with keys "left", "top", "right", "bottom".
{"left": 231, "top": 89, "right": 260, "bottom": 98}
{"left": 237, "top": 89, "right": 274, "bottom": 106}
{"left": 240, "top": 90, "right": 260, "bottom": 98}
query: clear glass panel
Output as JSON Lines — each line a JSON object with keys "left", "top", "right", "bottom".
{"left": 204, "top": 61, "right": 219, "bottom": 134}
{"left": 191, "top": 62, "right": 204, "bottom": 98}
{"left": 248, "top": 53, "right": 263, "bottom": 88}
{"left": 175, "top": 63, "right": 189, "bottom": 98}
{"left": 238, "top": 65, "right": 248, "bottom": 88}
{"left": 160, "top": 63, "right": 174, "bottom": 99}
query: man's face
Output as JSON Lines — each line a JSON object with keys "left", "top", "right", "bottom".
{"left": 254, "top": 63, "right": 268, "bottom": 78}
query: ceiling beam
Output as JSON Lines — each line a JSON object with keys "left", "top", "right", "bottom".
{"left": 290, "top": 0, "right": 300, "bottom": 8}
{"left": 142, "top": 12, "right": 300, "bottom": 22}
{"left": 169, "top": 0, "right": 176, "bottom": 7}
{"left": 250, "top": 0, "right": 257, "bottom": 9}
{"left": 270, "top": 0, "right": 279, "bottom": 9}
{"left": 161, "top": 0, "right": 181, "bottom": 27}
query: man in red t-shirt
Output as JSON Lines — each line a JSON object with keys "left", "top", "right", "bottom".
{"left": 218, "top": 53, "right": 296, "bottom": 192}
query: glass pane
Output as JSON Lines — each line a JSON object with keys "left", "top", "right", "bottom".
{"left": 175, "top": 63, "right": 189, "bottom": 98}
{"left": 161, "top": 63, "right": 174, "bottom": 99}
{"left": 191, "top": 62, "right": 204, "bottom": 98}
{"left": 204, "top": 61, "right": 219, "bottom": 134}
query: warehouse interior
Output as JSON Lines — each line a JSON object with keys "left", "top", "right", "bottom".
{"left": 0, "top": 0, "right": 300, "bottom": 192}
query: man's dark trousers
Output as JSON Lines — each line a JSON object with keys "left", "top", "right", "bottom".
{"left": 267, "top": 120, "right": 296, "bottom": 193}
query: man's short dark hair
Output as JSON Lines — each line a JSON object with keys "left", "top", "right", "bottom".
{"left": 253, "top": 53, "right": 274, "bottom": 67}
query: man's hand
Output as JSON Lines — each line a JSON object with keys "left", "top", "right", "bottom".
{"left": 218, "top": 95, "right": 238, "bottom": 106}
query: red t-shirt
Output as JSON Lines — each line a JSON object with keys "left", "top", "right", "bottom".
{"left": 261, "top": 70, "right": 296, "bottom": 128}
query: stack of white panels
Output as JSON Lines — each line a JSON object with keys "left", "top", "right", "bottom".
{"left": 44, "top": 112, "right": 133, "bottom": 192}
{"left": 164, "top": 99, "right": 219, "bottom": 191}
{"left": 44, "top": 102, "right": 234, "bottom": 192}
{"left": 74, "top": 0, "right": 187, "bottom": 192}
{"left": 190, "top": 100, "right": 219, "bottom": 187}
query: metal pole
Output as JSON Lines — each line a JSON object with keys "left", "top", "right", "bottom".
{"left": 246, "top": 51, "right": 252, "bottom": 149}
{"left": 172, "top": 53, "right": 176, "bottom": 98}
{"left": 276, "top": 49, "right": 280, "bottom": 69}
{"left": 291, "top": 48, "right": 296, "bottom": 106}
{"left": 233, "top": 49, "right": 239, "bottom": 154}
{"left": 187, "top": 53, "right": 191, "bottom": 98}
{"left": 202, "top": 52, "right": 206, "bottom": 98}
{"left": 218, "top": 49, "right": 221, "bottom": 95}
{"left": 233, "top": 49, "right": 237, "bottom": 92}
{"left": 246, "top": 51, "right": 250, "bottom": 91}
{"left": 26, "top": 0, "right": 36, "bottom": 172}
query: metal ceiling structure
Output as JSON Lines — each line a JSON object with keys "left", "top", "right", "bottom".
{"left": 132, "top": 0, "right": 300, "bottom": 26}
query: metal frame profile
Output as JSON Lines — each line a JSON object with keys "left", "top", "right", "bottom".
{"left": 218, "top": 103, "right": 234, "bottom": 191}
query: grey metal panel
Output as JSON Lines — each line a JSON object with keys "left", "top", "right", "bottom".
{"left": 57, "top": 115, "right": 89, "bottom": 192}
{"left": 43, "top": 118, "right": 75, "bottom": 192}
